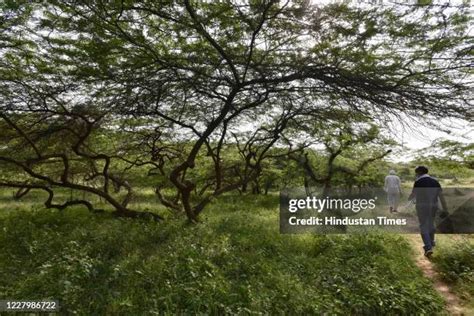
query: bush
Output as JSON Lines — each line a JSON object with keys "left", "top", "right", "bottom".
{"left": 432, "top": 237, "right": 474, "bottom": 302}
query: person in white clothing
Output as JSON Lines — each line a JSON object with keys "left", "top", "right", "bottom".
{"left": 384, "top": 170, "right": 402, "bottom": 213}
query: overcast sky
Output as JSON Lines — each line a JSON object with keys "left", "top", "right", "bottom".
{"left": 385, "top": 117, "right": 473, "bottom": 161}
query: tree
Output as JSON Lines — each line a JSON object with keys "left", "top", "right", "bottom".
{"left": 0, "top": 0, "right": 472, "bottom": 222}
{"left": 288, "top": 113, "right": 394, "bottom": 194}
{"left": 414, "top": 139, "right": 474, "bottom": 180}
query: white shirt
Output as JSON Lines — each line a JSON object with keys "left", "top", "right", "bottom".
{"left": 384, "top": 175, "right": 401, "bottom": 194}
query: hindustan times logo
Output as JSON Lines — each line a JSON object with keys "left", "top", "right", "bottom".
{"left": 288, "top": 196, "right": 377, "bottom": 213}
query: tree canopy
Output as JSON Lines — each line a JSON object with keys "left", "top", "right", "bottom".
{"left": 0, "top": 0, "right": 472, "bottom": 221}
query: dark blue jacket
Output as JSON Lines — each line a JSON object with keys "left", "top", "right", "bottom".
{"left": 411, "top": 175, "right": 442, "bottom": 211}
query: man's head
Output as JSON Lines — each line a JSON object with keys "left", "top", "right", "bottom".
{"left": 389, "top": 170, "right": 396, "bottom": 175}
{"left": 415, "top": 165, "right": 429, "bottom": 176}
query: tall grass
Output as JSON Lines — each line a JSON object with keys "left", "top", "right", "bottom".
{"left": 432, "top": 235, "right": 474, "bottom": 311}
{"left": 0, "top": 194, "right": 445, "bottom": 315}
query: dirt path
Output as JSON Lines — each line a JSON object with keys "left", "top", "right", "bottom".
{"left": 406, "top": 235, "right": 465, "bottom": 315}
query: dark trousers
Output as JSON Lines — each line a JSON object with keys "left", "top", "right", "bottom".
{"left": 416, "top": 206, "right": 437, "bottom": 251}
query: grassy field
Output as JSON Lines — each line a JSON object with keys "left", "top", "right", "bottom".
{"left": 0, "top": 189, "right": 454, "bottom": 315}
{"left": 1, "top": 186, "right": 473, "bottom": 314}
{"left": 432, "top": 235, "right": 474, "bottom": 312}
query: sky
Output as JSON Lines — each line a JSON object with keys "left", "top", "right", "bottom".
{"left": 385, "top": 117, "right": 473, "bottom": 161}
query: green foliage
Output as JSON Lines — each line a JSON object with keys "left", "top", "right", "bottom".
{"left": 0, "top": 195, "right": 445, "bottom": 314}
{"left": 1, "top": 0, "right": 472, "bottom": 219}
{"left": 412, "top": 140, "right": 474, "bottom": 180}
{"left": 289, "top": 117, "right": 396, "bottom": 190}
{"left": 432, "top": 237, "right": 474, "bottom": 303}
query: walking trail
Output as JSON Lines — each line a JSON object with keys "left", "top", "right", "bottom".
{"left": 406, "top": 235, "right": 464, "bottom": 316}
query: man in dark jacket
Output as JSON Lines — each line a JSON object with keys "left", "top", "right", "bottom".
{"left": 408, "top": 166, "right": 448, "bottom": 258}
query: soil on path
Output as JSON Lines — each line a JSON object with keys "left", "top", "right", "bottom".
{"left": 406, "top": 235, "right": 465, "bottom": 315}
